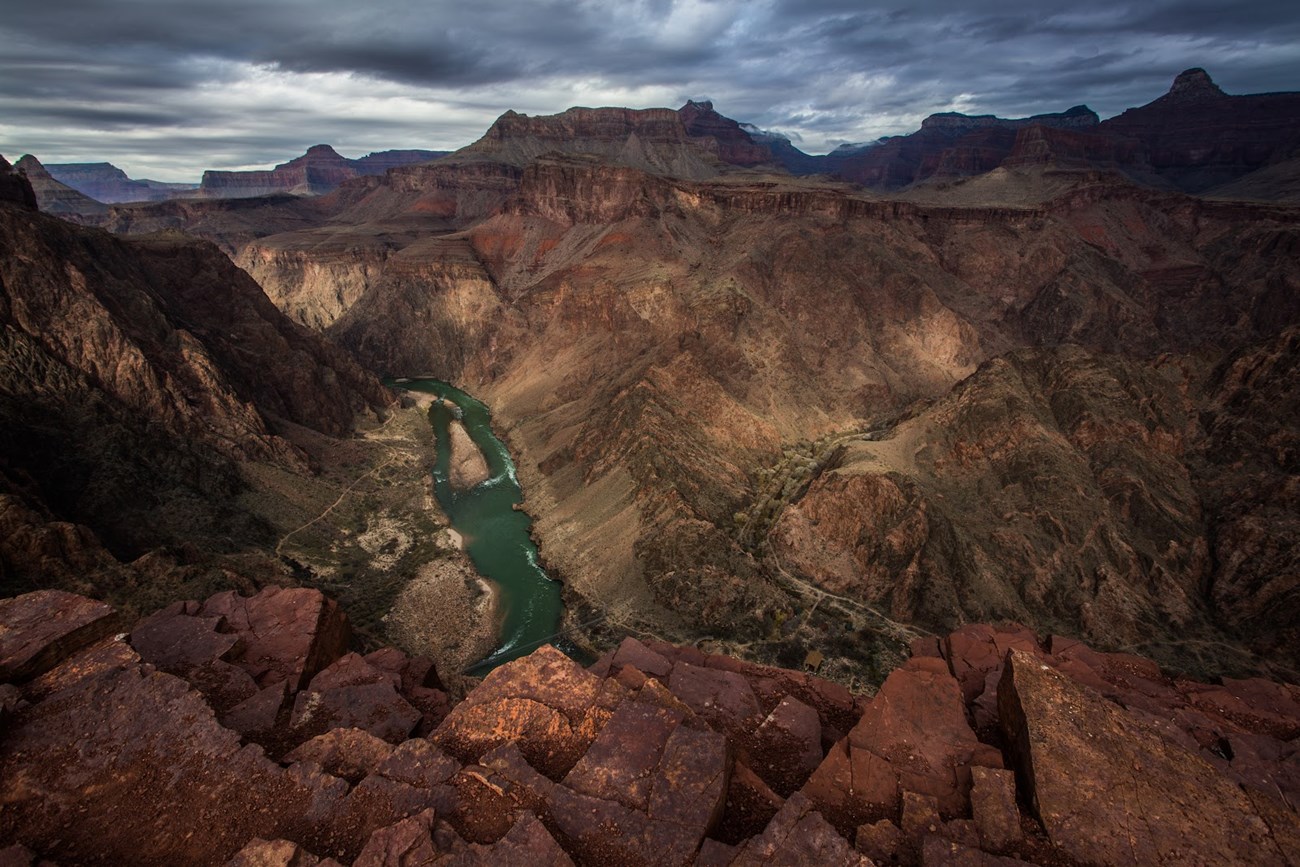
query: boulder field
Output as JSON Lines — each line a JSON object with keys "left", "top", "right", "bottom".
{"left": 1, "top": 588, "right": 1296, "bottom": 865}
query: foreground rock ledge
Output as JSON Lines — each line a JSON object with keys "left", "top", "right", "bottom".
{"left": 998, "top": 648, "right": 1293, "bottom": 865}
{"left": 0, "top": 590, "right": 1297, "bottom": 865}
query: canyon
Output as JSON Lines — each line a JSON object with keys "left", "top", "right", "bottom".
{"left": 160, "top": 70, "right": 1298, "bottom": 685}
{"left": 1, "top": 64, "right": 1298, "bottom": 864}
{"left": 15, "top": 70, "right": 1296, "bottom": 684}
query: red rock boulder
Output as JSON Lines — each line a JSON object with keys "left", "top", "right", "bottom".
{"left": 0, "top": 590, "right": 120, "bottom": 682}
{"left": 998, "top": 648, "right": 1295, "bottom": 865}
{"left": 801, "top": 657, "right": 993, "bottom": 833}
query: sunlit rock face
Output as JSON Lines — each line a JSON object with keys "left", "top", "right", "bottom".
{"left": 236, "top": 149, "right": 1299, "bottom": 674}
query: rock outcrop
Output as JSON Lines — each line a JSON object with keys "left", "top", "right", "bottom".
{"left": 999, "top": 648, "right": 1293, "bottom": 865}
{"left": 0, "top": 155, "right": 37, "bottom": 211}
{"left": 2, "top": 587, "right": 1297, "bottom": 865}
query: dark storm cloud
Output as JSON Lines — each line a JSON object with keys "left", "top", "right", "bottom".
{"left": 1, "top": 0, "right": 1298, "bottom": 179}
{"left": 263, "top": 41, "right": 519, "bottom": 87}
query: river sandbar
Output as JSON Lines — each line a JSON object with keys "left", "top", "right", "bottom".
{"left": 385, "top": 554, "right": 501, "bottom": 687}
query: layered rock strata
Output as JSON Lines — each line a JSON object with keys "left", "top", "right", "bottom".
{"left": 190, "top": 134, "right": 1300, "bottom": 679}
{"left": 70, "top": 73, "right": 1300, "bottom": 681}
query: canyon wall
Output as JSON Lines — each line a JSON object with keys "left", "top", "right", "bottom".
{"left": 224, "top": 146, "right": 1300, "bottom": 677}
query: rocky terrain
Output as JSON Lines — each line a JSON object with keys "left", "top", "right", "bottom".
{"left": 447, "top": 419, "right": 491, "bottom": 492}
{"left": 1, "top": 65, "right": 1299, "bottom": 864}
{"left": 1, "top": 586, "right": 1297, "bottom": 865}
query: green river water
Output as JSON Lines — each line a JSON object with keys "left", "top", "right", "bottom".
{"left": 394, "top": 378, "right": 576, "bottom": 674}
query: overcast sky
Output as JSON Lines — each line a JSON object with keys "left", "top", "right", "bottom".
{"left": 2, "top": 0, "right": 1298, "bottom": 181}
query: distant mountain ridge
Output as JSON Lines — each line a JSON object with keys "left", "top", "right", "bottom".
{"left": 198, "top": 144, "right": 448, "bottom": 198}
{"left": 454, "top": 100, "right": 769, "bottom": 180}
{"left": 32, "top": 67, "right": 1300, "bottom": 211}
{"left": 760, "top": 69, "right": 1300, "bottom": 194}
{"left": 1097, "top": 67, "right": 1300, "bottom": 191}
{"left": 418, "top": 68, "right": 1300, "bottom": 196}
{"left": 44, "top": 161, "right": 197, "bottom": 203}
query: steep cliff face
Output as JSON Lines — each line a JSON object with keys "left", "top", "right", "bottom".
{"left": 458, "top": 102, "right": 774, "bottom": 179}
{"left": 1003, "top": 124, "right": 1145, "bottom": 170}
{"left": 237, "top": 234, "right": 395, "bottom": 331}
{"left": 0, "top": 197, "right": 391, "bottom": 570}
{"left": 328, "top": 234, "right": 511, "bottom": 377}
{"left": 95, "top": 194, "right": 330, "bottom": 256}
{"left": 677, "top": 99, "right": 774, "bottom": 167}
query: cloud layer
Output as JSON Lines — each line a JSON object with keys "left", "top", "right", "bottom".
{"left": 2, "top": 0, "right": 1298, "bottom": 180}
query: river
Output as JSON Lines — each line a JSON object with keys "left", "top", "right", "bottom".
{"left": 394, "top": 378, "right": 577, "bottom": 674}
